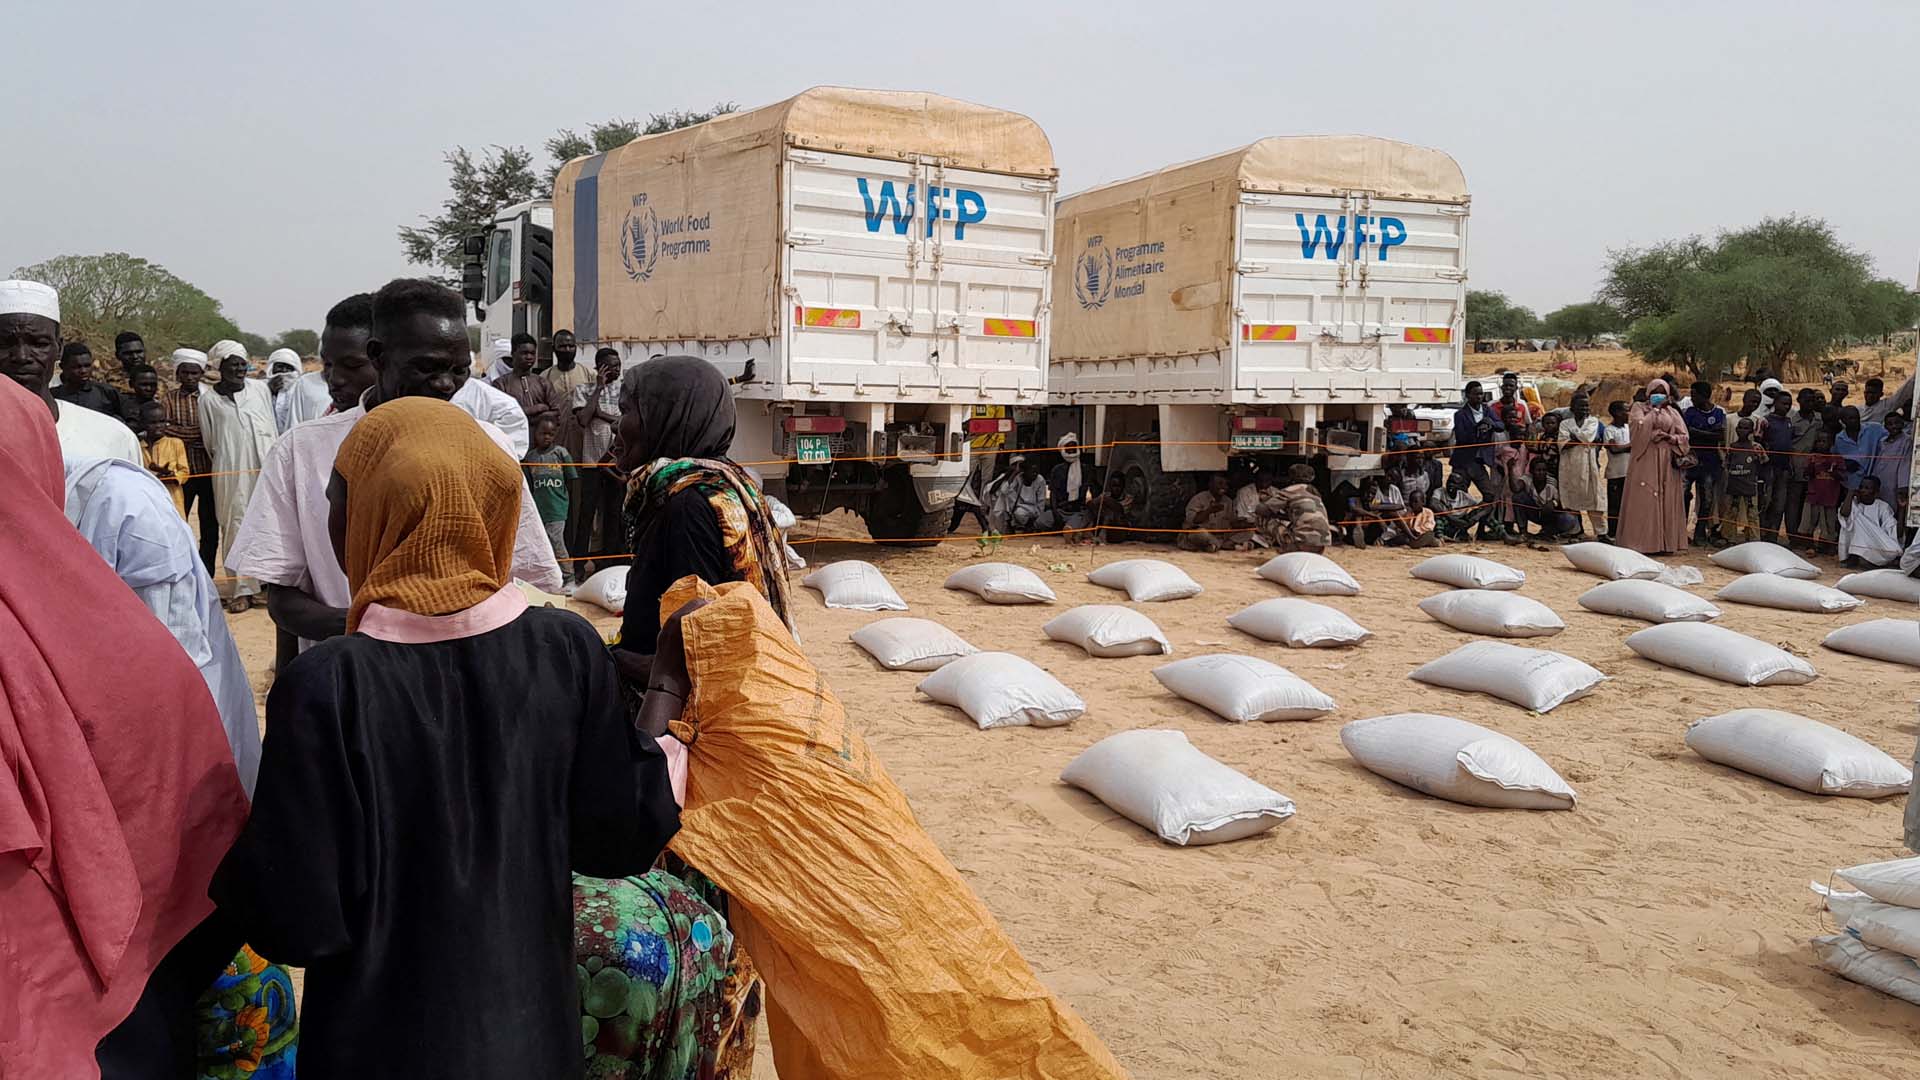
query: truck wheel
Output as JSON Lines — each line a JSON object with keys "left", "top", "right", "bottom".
{"left": 1104, "top": 439, "right": 1196, "bottom": 540}
{"left": 864, "top": 470, "right": 948, "bottom": 547}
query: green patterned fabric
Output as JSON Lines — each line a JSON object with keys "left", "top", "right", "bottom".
{"left": 574, "top": 871, "right": 734, "bottom": 1079}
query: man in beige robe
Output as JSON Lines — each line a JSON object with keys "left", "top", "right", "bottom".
{"left": 1556, "top": 392, "right": 1609, "bottom": 539}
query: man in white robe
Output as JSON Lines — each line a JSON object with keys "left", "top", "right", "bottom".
{"left": 197, "top": 340, "right": 278, "bottom": 607}
{"left": 455, "top": 369, "right": 531, "bottom": 456}
{"left": 1839, "top": 476, "right": 1903, "bottom": 568}
{"left": 65, "top": 457, "right": 259, "bottom": 794}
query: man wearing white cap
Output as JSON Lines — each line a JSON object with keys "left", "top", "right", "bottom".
{"left": 0, "top": 280, "right": 142, "bottom": 468}
{"left": 198, "top": 340, "right": 277, "bottom": 610}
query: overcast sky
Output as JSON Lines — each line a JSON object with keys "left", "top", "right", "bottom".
{"left": 6, "top": 1, "right": 1917, "bottom": 336}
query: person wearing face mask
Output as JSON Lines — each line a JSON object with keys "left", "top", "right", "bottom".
{"left": 267, "top": 349, "right": 306, "bottom": 433}
{"left": 1618, "top": 378, "right": 1690, "bottom": 554}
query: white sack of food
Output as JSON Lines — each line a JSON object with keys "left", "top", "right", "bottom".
{"left": 1715, "top": 573, "right": 1864, "bottom": 613}
{"left": 1837, "top": 899, "right": 1920, "bottom": 960}
{"left": 1577, "top": 579, "right": 1722, "bottom": 623}
{"left": 802, "top": 560, "right": 909, "bottom": 611}
{"left": 1417, "top": 590, "right": 1566, "bottom": 638}
{"left": 1656, "top": 565, "right": 1706, "bottom": 587}
{"left": 1059, "top": 729, "right": 1296, "bottom": 845}
{"left": 1561, "top": 542, "right": 1664, "bottom": 581}
{"left": 1086, "top": 558, "right": 1203, "bottom": 602}
{"left": 849, "top": 618, "right": 978, "bottom": 672}
{"left": 1684, "top": 709, "right": 1910, "bottom": 797}
{"left": 574, "top": 565, "right": 628, "bottom": 614}
{"left": 916, "top": 652, "right": 1084, "bottom": 729}
{"left": 1625, "top": 623, "right": 1817, "bottom": 686}
{"left": 1410, "top": 554, "right": 1526, "bottom": 590}
{"left": 1151, "top": 654, "right": 1337, "bottom": 722}
{"left": 1710, "top": 541, "right": 1820, "bottom": 579}
{"left": 1812, "top": 934, "right": 1920, "bottom": 1006}
{"left": 1838, "top": 568, "right": 1920, "bottom": 605}
{"left": 1408, "top": 640, "right": 1606, "bottom": 713}
{"left": 1339, "top": 713, "right": 1577, "bottom": 810}
{"left": 1823, "top": 620, "right": 1920, "bottom": 668}
{"left": 1254, "top": 552, "right": 1361, "bottom": 596}
{"left": 1227, "top": 598, "right": 1371, "bottom": 648}
{"left": 1838, "top": 858, "right": 1920, "bottom": 909}
{"left": 943, "top": 562, "right": 1057, "bottom": 605}
{"left": 1043, "top": 605, "right": 1172, "bottom": 658}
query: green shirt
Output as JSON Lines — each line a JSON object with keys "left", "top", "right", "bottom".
{"left": 523, "top": 446, "right": 574, "bottom": 523}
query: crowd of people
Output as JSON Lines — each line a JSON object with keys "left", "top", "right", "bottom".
{"left": 0, "top": 276, "right": 790, "bottom": 1078}
{"left": 943, "top": 369, "right": 1919, "bottom": 572}
{"left": 4, "top": 262, "right": 1918, "bottom": 1079}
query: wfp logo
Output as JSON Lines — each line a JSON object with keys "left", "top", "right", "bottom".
{"left": 1074, "top": 239, "right": 1113, "bottom": 310}
{"left": 621, "top": 203, "right": 660, "bottom": 282}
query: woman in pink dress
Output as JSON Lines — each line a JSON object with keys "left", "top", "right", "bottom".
{"left": 1619, "top": 377, "right": 1691, "bottom": 554}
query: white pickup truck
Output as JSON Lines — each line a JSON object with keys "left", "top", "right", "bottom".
{"left": 475, "top": 87, "right": 1060, "bottom": 542}
{"left": 1047, "top": 135, "right": 1469, "bottom": 526}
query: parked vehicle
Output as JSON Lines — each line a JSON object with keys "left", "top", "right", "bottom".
{"left": 1046, "top": 136, "right": 1469, "bottom": 527}
{"left": 467, "top": 87, "right": 1057, "bottom": 542}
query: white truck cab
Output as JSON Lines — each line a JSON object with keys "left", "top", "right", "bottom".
{"left": 464, "top": 200, "right": 555, "bottom": 356}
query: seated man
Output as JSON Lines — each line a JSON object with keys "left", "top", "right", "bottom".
{"left": 1075, "top": 472, "right": 1132, "bottom": 546}
{"left": 1179, "top": 474, "right": 1248, "bottom": 552}
{"left": 1256, "top": 465, "right": 1331, "bottom": 554}
{"left": 1000, "top": 456, "right": 1055, "bottom": 534}
{"left": 1430, "top": 469, "right": 1494, "bottom": 542}
{"left": 1341, "top": 474, "right": 1407, "bottom": 548}
{"left": 1512, "top": 456, "right": 1581, "bottom": 540}
{"left": 1839, "top": 475, "right": 1902, "bottom": 568}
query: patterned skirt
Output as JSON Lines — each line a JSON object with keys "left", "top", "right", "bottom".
{"left": 194, "top": 945, "right": 298, "bottom": 1079}
{"left": 575, "top": 870, "right": 753, "bottom": 1079}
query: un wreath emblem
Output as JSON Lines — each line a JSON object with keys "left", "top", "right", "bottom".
{"left": 621, "top": 206, "right": 660, "bottom": 282}
{"left": 1074, "top": 245, "right": 1113, "bottom": 310}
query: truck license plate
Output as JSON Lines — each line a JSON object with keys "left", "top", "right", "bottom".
{"left": 795, "top": 435, "right": 833, "bottom": 464}
{"left": 1231, "top": 433, "right": 1286, "bottom": 450}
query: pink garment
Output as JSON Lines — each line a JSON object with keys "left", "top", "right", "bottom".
{"left": 226, "top": 402, "right": 564, "bottom": 646}
{"left": 0, "top": 378, "right": 249, "bottom": 1077}
{"left": 1619, "top": 379, "right": 1692, "bottom": 555}
{"left": 356, "top": 583, "right": 531, "bottom": 644}
{"left": 657, "top": 735, "right": 689, "bottom": 808}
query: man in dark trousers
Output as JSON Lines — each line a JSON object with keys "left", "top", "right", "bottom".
{"left": 1450, "top": 380, "right": 1507, "bottom": 541}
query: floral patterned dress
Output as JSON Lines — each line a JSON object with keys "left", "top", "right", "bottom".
{"left": 574, "top": 870, "right": 745, "bottom": 1078}
{"left": 194, "top": 945, "right": 298, "bottom": 1078}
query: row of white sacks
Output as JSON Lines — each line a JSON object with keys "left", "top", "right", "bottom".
{"left": 1011, "top": 704, "right": 1918, "bottom": 848}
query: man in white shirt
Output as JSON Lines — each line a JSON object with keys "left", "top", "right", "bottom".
{"left": 455, "top": 368, "right": 531, "bottom": 456}
{"left": 1602, "top": 398, "right": 1633, "bottom": 539}
{"left": 228, "top": 281, "right": 561, "bottom": 651}
{"left": 1838, "top": 476, "right": 1903, "bottom": 568}
{"left": 0, "top": 279, "right": 144, "bottom": 466}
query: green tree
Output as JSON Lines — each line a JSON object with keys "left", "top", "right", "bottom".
{"left": 1610, "top": 216, "right": 1910, "bottom": 380}
{"left": 274, "top": 328, "right": 320, "bottom": 355}
{"left": 1464, "top": 289, "right": 1539, "bottom": 345}
{"left": 1540, "top": 301, "right": 1624, "bottom": 345}
{"left": 12, "top": 252, "right": 240, "bottom": 362}
{"left": 403, "top": 104, "right": 741, "bottom": 284}
{"left": 235, "top": 331, "right": 273, "bottom": 357}
{"left": 398, "top": 145, "right": 539, "bottom": 286}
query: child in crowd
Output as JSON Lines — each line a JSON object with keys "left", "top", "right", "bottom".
{"left": 1722, "top": 416, "right": 1767, "bottom": 542}
{"left": 1799, "top": 431, "right": 1845, "bottom": 555}
{"left": 1603, "top": 399, "right": 1633, "bottom": 539}
{"left": 523, "top": 414, "right": 578, "bottom": 589}
{"left": 137, "top": 398, "right": 190, "bottom": 518}
{"left": 1430, "top": 470, "right": 1492, "bottom": 542}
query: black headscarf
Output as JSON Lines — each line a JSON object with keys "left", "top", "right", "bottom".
{"left": 624, "top": 355, "right": 735, "bottom": 465}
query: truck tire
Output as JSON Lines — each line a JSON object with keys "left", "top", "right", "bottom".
{"left": 525, "top": 225, "right": 554, "bottom": 309}
{"left": 1104, "top": 439, "right": 1196, "bottom": 540}
{"left": 864, "top": 469, "right": 948, "bottom": 547}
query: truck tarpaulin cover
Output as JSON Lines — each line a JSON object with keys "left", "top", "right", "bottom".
{"left": 660, "top": 576, "right": 1128, "bottom": 1080}
{"left": 555, "top": 86, "right": 1055, "bottom": 346}
{"left": 1051, "top": 135, "right": 1468, "bottom": 364}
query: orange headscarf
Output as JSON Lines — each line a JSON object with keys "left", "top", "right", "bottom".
{"left": 333, "top": 397, "right": 521, "bottom": 632}
{"left": 0, "top": 377, "right": 248, "bottom": 1075}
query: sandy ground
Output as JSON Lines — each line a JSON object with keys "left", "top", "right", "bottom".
{"left": 225, "top": 517, "right": 1920, "bottom": 1079}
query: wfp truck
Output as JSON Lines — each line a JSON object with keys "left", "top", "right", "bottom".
{"left": 467, "top": 87, "right": 1057, "bottom": 541}
{"left": 1048, "top": 136, "right": 1469, "bottom": 527}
